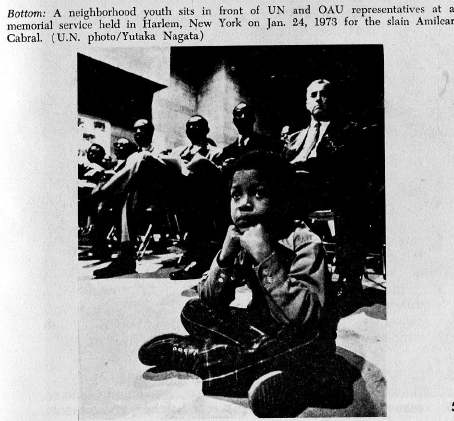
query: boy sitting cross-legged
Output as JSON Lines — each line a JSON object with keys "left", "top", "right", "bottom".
{"left": 139, "top": 151, "right": 343, "bottom": 417}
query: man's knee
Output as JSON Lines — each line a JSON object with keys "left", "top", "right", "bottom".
{"left": 189, "top": 158, "right": 219, "bottom": 174}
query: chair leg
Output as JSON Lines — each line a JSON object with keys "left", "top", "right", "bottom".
{"left": 136, "top": 224, "right": 153, "bottom": 261}
{"left": 167, "top": 211, "right": 186, "bottom": 246}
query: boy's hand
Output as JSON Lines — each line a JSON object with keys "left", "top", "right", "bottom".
{"left": 218, "top": 225, "right": 242, "bottom": 266}
{"left": 240, "top": 224, "right": 274, "bottom": 264}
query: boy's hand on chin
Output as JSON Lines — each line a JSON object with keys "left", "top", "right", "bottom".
{"left": 218, "top": 225, "right": 242, "bottom": 266}
{"left": 240, "top": 224, "right": 274, "bottom": 264}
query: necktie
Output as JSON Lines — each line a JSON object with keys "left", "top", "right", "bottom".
{"left": 181, "top": 145, "right": 196, "bottom": 162}
{"left": 305, "top": 122, "right": 321, "bottom": 158}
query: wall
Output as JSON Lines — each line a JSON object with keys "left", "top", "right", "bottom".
{"left": 77, "top": 114, "right": 111, "bottom": 157}
{"left": 78, "top": 46, "right": 384, "bottom": 153}
{"left": 79, "top": 48, "right": 276, "bottom": 152}
{"left": 197, "top": 63, "right": 242, "bottom": 149}
{"left": 80, "top": 47, "right": 171, "bottom": 87}
{"left": 152, "top": 51, "right": 244, "bottom": 151}
{"left": 153, "top": 74, "right": 196, "bottom": 152}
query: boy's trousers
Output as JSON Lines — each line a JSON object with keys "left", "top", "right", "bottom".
{"left": 180, "top": 298, "right": 337, "bottom": 397}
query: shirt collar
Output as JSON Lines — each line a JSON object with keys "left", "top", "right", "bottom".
{"left": 238, "top": 135, "right": 251, "bottom": 146}
{"left": 141, "top": 145, "right": 154, "bottom": 152}
{"left": 310, "top": 117, "right": 330, "bottom": 128}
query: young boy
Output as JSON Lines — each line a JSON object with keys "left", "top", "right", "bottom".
{"left": 138, "top": 151, "right": 340, "bottom": 417}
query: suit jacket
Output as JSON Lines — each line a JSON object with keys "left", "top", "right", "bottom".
{"left": 285, "top": 119, "right": 361, "bottom": 175}
{"left": 171, "top": 141, "right": 222, "bottom": 164}
{"left": 288, "top": 119, "right": 385, "bottom": 208}
{"left": 217, "top": 131, "right": 272, "bottom": 165}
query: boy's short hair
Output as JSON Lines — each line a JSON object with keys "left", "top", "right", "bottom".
{"left": 229, "top": 151, "right": 296, "bottom": 218}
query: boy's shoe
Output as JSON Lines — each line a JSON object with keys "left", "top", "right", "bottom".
{"left": 138, "top": 333, "right": 203, "bottom": 375}
{"left": 249, "top": 361, "right": 355, "bottom": 417}
{"left": 248, "top": 370, "right": 309, "bottom": 418}
{"left": 93, "top": 256, "right": 136, "bottom": 278}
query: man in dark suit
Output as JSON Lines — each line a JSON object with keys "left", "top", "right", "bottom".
{"left": 79, "top": 140, "right": 138, "bottom": 261}
{"left": 86, "top": 118, "right": 171, "bottom": 278}
{"left": 285, "top": 79, "right": 364, "bottom": 209}
{"left": 86, "top": 116, "right": 226, "bottom": 280}
{"left": 166, "top": 115, "right": 226, "bottom": 280}
{"left": 217, "top": 102, "right": 271, "bottom": 168}
{"left": 113, "top": 137, "right": 138, "bottom": 172}
{"left": 286, "top": 79, "right": 381, "bottom": 315}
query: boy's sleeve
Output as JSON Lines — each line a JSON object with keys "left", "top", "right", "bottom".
{"left": 254, "top": 227, "right": 328, "bottom": 328}
{"left": 198, "top": 252, "right": 242, "bottom": 307}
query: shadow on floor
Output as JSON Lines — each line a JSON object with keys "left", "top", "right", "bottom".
{"left": 329, "top": 347, "right": 386, "bottom": 417}
{"left": 143, "top": 370, "right": 200, "bottom": 381}
{"left": 79, "top": 250, "right": 185, "bottom": 278}
{"left": 339, "top": 284, "right": 387, "bottom": 320}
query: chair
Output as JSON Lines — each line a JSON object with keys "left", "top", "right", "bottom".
{"left": 307, "top": 209, "right": 386, "bottom": 280}
{"left": 136, "top": 205, "right": 183, "bottom": 261}
{"left": 308, "top": 209, "right": 337, "bottom": 273}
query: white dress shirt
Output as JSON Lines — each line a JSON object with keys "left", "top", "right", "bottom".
{"left": 291, "top": 119, "right": 330, "bottom": 164}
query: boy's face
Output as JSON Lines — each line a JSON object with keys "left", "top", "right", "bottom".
{"left": 230, "top": 169, "right": 272, "bottom": 233}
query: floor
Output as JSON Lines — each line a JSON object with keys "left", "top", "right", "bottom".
{"left": 78, "top": 248, "right": 386, "bottom": 419}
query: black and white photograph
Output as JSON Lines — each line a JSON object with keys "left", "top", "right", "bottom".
{"left": 5, "top": 0, "right": 454, "bottom": 419}
{"left": 77, "top": 45, "right": 385, "bottom": 418}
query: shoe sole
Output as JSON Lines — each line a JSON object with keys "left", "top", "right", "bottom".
{"left": 248, "top": 371, "right": 308, "bottom": 418}
{"left": 248, "top": 371, "right": 284, "bottom": 417}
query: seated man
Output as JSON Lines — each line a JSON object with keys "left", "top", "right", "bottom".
{"left": 86, "top": 138, "right": 140, "bottom": 257}
{"left": 284, "top": 79, "right": 363, "bottom": 208}
{"left": 79, "top": 143, "right": 109, "bottom": 185}
{"left": 216, "top": 102, "right": 272, "bottom": 168}
{"left": 78, "top": 144, "right": 110, "bottom": 239}
{"left": 87, "top": 119, "right": 171, "bottom": 277}
{"left": 168, "top": 115, "right": 221, "bottom": 170}
{"left": 138, "top": 151, "right": 340, "bottom": 417}
{"left": 112, "top": 137, "right": 138, "bottom": 172}
{"left": 165, "top": 115, "right": 226, "bottom": 280}
{"left": 285, "top": 79, "right": 381, "bottom": 314}
{"left": 86, "top": 116, "right": 225, "bottom": 279}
